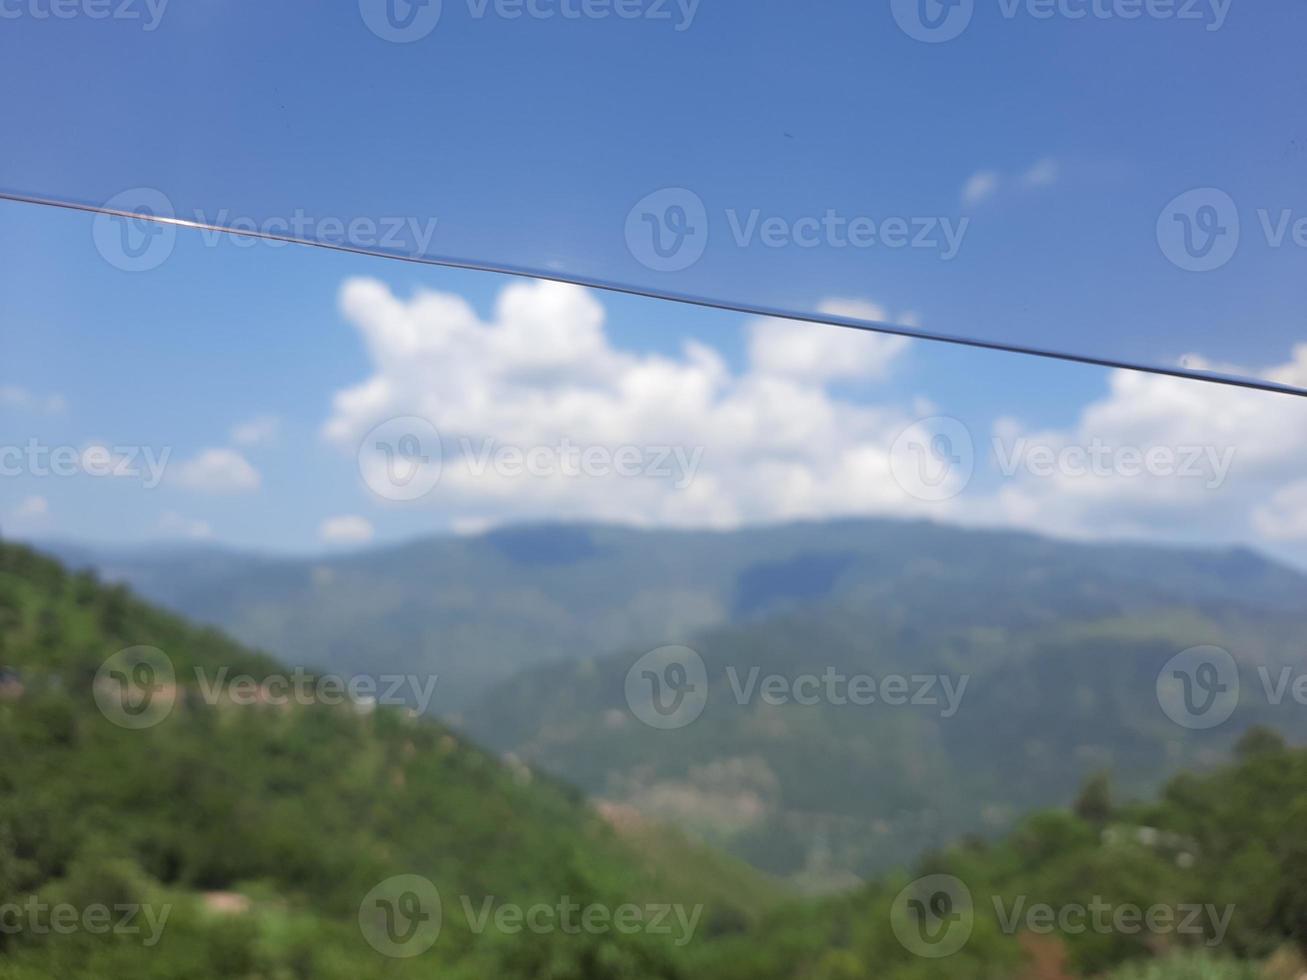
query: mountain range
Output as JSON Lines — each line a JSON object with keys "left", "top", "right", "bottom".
{"left": 40, "top": 519, "right": 1307, "bottom": 889}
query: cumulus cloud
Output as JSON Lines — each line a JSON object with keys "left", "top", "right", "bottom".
{"left": 1021, "top": 157, "right": 1059, "bottom": 188}
{"left": 172, "top": 448, "right": 261, "bottom": 494}
{"left": 961, "top": 171, "right": 1000, "bottom": 207}
{"left": 986, "top": 347, "right": 1307, "bottom": 544}
{"left": 1254, "top": 481, "right": 1307, "bottom": 541}
{"left": 0, "top": 386, "right": 66, "bottom": 415}
{"left": 321, "top": 275, "right": 1307, "bottom": 558}
{"left": 11, "top": 495, "right": 49, "bottom": 521}
{"left": 157, "top": 511, "right": 214, "bottom": 540}
{"left": 230, "top": 415, "right": 280, "bottom": 448}
{"left": 319, "top": 515, "right": 375, "bottom": 545}
{"left": 324, "top": 278, "right": 943, "bottom": 529}
{"left": 962, "top": 158, "right": 1059, "bottom": 206}
{"left": 747, "top": 300, "right": 915, "bottom": 384}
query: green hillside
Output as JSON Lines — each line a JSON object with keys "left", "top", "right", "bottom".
{"left": 0, "top": 540, "right": 779, "bottom": 978}
{"left": 1, "top": 539, "right": 1304, "bottom": 980}
{"left": 468, "top": 593, "right": 1307, "bottom": 889}
{"left": 693, "top": 730, "right": 1307, "bottom": 980}
{"left": 46, "top": 519, "right": 1307, "bottom": 713}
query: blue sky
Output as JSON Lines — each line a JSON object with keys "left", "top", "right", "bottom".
{"left": 4, "top": 194, "right": 1307, "bottom": 569}
{"left": 1, "top": 0, "right": 1304, "bottom": 385}
{"left": 1, "top": 2, "right": 1306, "bottom": 563}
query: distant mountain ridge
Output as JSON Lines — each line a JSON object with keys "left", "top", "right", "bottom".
{"left": 36, "top": 519, "right": 1307, "bottom": 718}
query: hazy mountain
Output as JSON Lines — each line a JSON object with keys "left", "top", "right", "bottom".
{"left": 39, "top": 520, "right": 1307, "bottom": 889}
{"left": 38, "top": 518, "right": 1307, "bottom": 716}
{"left": 467, "top": 592, "right": 1307, "bottom": 889}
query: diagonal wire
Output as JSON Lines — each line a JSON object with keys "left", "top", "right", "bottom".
{"left": 3, "top": 189, "right": 1302, "bottom": 400}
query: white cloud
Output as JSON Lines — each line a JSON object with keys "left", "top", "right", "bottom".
{"left": 0, "top": 386, "right": 66, "bottom": 415}
{"left": 324, "top": 278, "right": 945, "bottom": 530}
{"left": 319, "top": 515, "right": 375, "bottom": 545}
{"left": 158, "top": 511, "right": 214, "bottom": 540}
{"left": 986, "top": 347, "right": 1307, "bottom": 544}
{"left": 12, "top": 495, "right": 49, "bottom": 520}
{"left": 747, "top": 299, "right": 914, "bottom": 384}
{"left": 1253, "top": 481, "right": 1307, "bottom": 541}
{"left": 962, "top": 158, "right": 1059, "bottom": 206}
{"left": 961, "top": 171, "right": 1000, "bottom": 207}
{"left": 172, "top": 449, "right": 261, "bottom": 494}
{"left": 230, "top": 415, "right": 280, "bottom": 448}
{"left": 320, "top": 276, "right": 1307, "bottom": 558}
{"left": 1021, "top": 157, "right": 1059, "bottom": 188}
